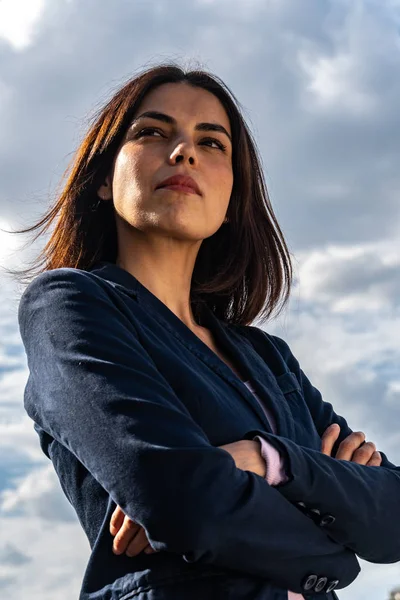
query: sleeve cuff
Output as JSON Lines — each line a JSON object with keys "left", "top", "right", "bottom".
{"left": 254, "top": 435, "right": 290, "bottom": 487}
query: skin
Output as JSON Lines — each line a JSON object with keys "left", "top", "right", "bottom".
{"left": 99, "top": 82, "right": 383, "bottom": 558}
{"left": 98, "top": 80, "right": 239, "bottom": 556}
{"left": 321, "top": 424, "right": 382, "bottom": 465}
{"left": 97, "top": 81, "right": 234, "bottom": 333}
{"left": 111, "top": 439, "right": 264, "bottom": 557}
{"left": 110, "top": 427, "right": 383, "bottom": 558}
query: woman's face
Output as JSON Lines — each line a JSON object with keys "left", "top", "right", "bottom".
{"left": 98, "top": 82, "right": 234, "bottom": 241}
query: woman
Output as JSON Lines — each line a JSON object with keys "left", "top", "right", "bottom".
{"left": 15, "top": 64, "right": 400, "bottom": 600}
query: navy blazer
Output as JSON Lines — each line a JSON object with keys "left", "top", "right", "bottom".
{"left": 18, "top": 261, "right": 400, "bottom": 600}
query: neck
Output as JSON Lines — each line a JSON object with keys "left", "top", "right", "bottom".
{"left": 116, "top": 239, "right": 202, "bottom": 331}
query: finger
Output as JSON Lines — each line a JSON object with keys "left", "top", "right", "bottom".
{"left": 144, "top": 544, "right": 158, "bottom": 554}
{"left": 110, "top": 505, "right": 125, "bottom": 536}
{"left": 366, "top": 451, "right": 382, "bottom": 467}
{"left": 321, "top": 424, "right": 340, "bottom": 456}
{"left": 112, "top": 517, "right": 141, "bottom": 555}
{"left": 125, "top": 527, "right": 150, "bottom": 557}
{"left": 336, "top": 431, "right": 365, "bottom": 460}
{"left": 320, "top": 423, "right": 340, "bottom": 455}
{"left": 351, "top": 441, "right": 376, "bottom": 465}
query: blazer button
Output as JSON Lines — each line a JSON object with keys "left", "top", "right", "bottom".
{"left": 315, "top": 577, "right": 328, "bottom": 592}
{"left": 302, "top": 574, "right": 317, "bottom": 591}
{"left": 309, "top": 508, "right": 321, "bottom": 517}
{"left": 326, "top": 579, "right": 339, "bottom": 593}
{"left": 320, "top": 514, "right": 336, "bottom": 527}
{"left": 296, "top": 502, "right": 308, "bottom": 515}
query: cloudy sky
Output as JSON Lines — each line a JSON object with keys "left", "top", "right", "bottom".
{"left": 0, "top": 0, "right": 399, "bottom": 598}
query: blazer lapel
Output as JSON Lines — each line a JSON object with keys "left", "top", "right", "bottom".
{"left": 201, "top": 309, "right": 295, "bottom": 438}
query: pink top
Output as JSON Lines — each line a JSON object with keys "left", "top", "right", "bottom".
{"left": 243, "top": 380, "right": 304, "bottom": 600}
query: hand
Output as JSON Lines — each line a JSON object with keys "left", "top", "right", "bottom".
{"left": 321, "top": 424, "right": 382, "bottom": 466}
{"left": 219, "top": 439, "right": 266, "bottom": 478}
{"left": 110, "top": 506, "right": 157, "bottom": 557}
{"left": 110, "top": 439, "right": 266, "bottom": 557}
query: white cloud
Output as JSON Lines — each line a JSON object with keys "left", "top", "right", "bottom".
{"left": 0, "top": 516, "right": 88, "bottom": 599}
{"left": 340, "top": 561, "right": 400, "bottom": 600}
{"left": 0, "top": 416, "right": 45, "bottom": 461}
{"left": 1, "top": 463, "right": 77, "bottom": 523}
{"left": 385, "top": 380, "right": 400, "bottom": 407}
{"left": 0, "top": 219, "right": 23, "bottom": 270}
{"left": 299, "top": 49, "right": 377, "bottom": 114}
{"left": 1, "top": 0, "right": 400, "bottom": 598}
{"left": 0, "top": 0, "right": 46, "bottom": 51}
{"left": 0, "top": 542, "right": 30, "bottom": 566}
{"left": 295, "top": 242, "right": 400, "bottom": 313}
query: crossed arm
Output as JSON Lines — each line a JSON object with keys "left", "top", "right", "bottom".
{"left": 18, "top": 269, "right": 361, "bottom": 593}
{"left": 19, "top": 269, "right": 400, "bottom": 592}
{"left": 242, "top": 333, "right": 400, "bottom": 565}
{"left": 110, "top": 422, "right": 382, "bottom": 557}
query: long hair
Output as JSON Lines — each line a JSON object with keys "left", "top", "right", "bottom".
{"left": 5, "top": 62, "right": 293, "bottom": 326}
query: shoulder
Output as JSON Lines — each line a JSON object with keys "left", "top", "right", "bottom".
{"left": 234, "top": 323, "right": 296, "bottom": 363}
{"left": 19, "top": 267, "right": 115, "bottom": 310}
{"left": 18, "top": 267, "right": 121, "bottom": 332}
{"left": 20, "top": 267, "right": 105, "bottom": 297}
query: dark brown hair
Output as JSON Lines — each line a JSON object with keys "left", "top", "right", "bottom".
{"left": 6, "top": 62, "right": 293, "bottom": 326}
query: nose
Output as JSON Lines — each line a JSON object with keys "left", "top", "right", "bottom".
{"left": 168, "top": 137, "right": 196, "bottom": 165}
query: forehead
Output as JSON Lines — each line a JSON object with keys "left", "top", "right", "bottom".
{"left": 134, "top": 82, "right": 231, "bottom": 134}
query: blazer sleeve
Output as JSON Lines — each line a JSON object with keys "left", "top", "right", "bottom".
{"left": 18, "top": 269, "right": 360, "bottom": 593}
{"left": 245, "top": 333, "right": 400, "bottom": 565}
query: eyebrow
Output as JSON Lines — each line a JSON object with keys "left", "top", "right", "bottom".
{"left": 130, "top": 110, "right": 232, "bottom": 142}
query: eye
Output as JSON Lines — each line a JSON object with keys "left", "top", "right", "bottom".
{"left": 135, "top": 127, "right": 227, "bottom": 152}
{"left": 200, "top": 137, "right": 227, "bottom": 152}
{"left": 136, "top": 127, "right": 163, "bottom": 138}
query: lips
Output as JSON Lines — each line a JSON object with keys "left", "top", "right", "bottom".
{"left": 156, "top": 174, "right": 201, "bottom": 195}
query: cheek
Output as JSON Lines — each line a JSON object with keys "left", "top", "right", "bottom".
{"left": 113, "top": 149, "right": 137, "bottom": 197}
{"left": 215, "top": 162, "right": 234, "bottom": 199}
{"left": 112, "top": 147, "right": 148, "bottom": 199}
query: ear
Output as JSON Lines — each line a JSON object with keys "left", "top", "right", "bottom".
{"left": 97, "top": 174, "right": 113, "bottom": 200}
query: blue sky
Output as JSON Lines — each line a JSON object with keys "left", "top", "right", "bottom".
{"left": 0, "top": 0, "right": 399, "bottom": 598}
